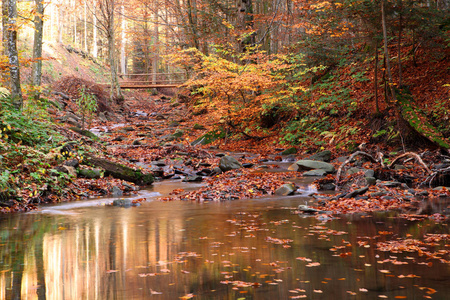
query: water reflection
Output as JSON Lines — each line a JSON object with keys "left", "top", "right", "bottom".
{"left": 0, "top": 193, "right": 449, "bottom": 299}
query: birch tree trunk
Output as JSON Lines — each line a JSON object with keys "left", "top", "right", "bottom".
{"left": 84, "top": 0, "right": 88, "bottom": 52}
{"left": 92, "top": 0, "right": 98, "bottom": 57}
{"left": 32, "top": 0, "right": 45, "bottom": 89}
{"left": 6, "top": 0, "right": 22, "bottom": 109}
{"left": 120, "top": 1, "right": 126, "bottom": 75}
{"left": 152, "top": 0, "right": 159, "bottom": 84}
{"left": 106, "top": 0, "right": 123, "bottom": 101}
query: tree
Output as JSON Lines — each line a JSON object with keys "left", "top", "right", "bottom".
{"left": 91, "top": 0, "right": 123, "bottom": 102}
{"left": 32, "top": 0, "right": 45, "bottom": 91}
{"left": 5, "top": 0, "right": 22, "bottom": 109}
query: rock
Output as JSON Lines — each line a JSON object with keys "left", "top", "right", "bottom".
{"left": 346, "top": 167, "right": 361, "bottom": 175}
{"left": 123, "top": 182, "right": 136, "bottom": 192}
{"left": 111, "top": 186, "right": 123, "bottom": 197}
{"left": 285, "top": 155, "right": 296, "bottom": 162}
{"left": 432, "top": 186, "right": 449, "bottom": 191}
{"left": 321, "top": 183, "right": 336, "bottom": 191}
{"left": 219, "top": 156, "right": 243, "bottom": 172}
{"left": 182, "top": 175, "right": 203, "bottom": 182}
{"left": 364, "top": 169, "right": 375, "bottom": 178}
{"left": 281, "top": 147, "right": 297, "bottom": 155}
{"left": 153, "top": 161, "right": 166, "bottom": 167}
{"left": 288, "top": 163, "right": 299, "bottom": 171}
{"left": 370, "top": 191, "right": 387, "bottom": 197}
{"left": 275, "top": 183, "right": 296, "bottom": 196}
{"left": 379, "top": 181, "right": 402, "bottom": 187}
{"left": 242, "top": 163, "right": 254, "bottom": 168}
{"left": 336, "top": 156, "right": 349, "bottom": 163}
{"left": 216, "top": 153, "right": 226, "bottom": 157}
{"left": 78, "top": 168, "right": 102, "bottom": 179}
{"left": 112, "top": 136, "right": 126, "bottom": 142}
{"left": 344, "top": 187, "right": 369, "bottom": 198}
{"left": 297, "top": 205, "right": 321, "bottom": 214}
{"left": 211, "top": 167, "right": 223, "bottom": 175}
{"left": 169, "top": 121, "right": 180, "bottom": 127}
{"left": 193, "top": 123, "right": 205, "bottom": 130}
{"left": 132, "top": 138, "right": 143, "bottom": 145}
{"left": 98, "top": 112, "right": 108, "bottom": 122}
{"left": 112, "top": 199, "right": 132, "bottom": 207}
{"left": 295, "top": 160, "right": 335, "bottom": 173}
{"left": 122, "top": 126, "right": 135, "bottom": 131}
{"left": 307, "top": 150, "right": 332, "bottom": 162}
{"left": 64, "top": 159, "right": 79, "bottom": 168}
{"left": 55, "top": 165, "right": 77, "bottom": 177}
{"left": 303, "top": 169, "right": 328, "bottom": 176}
{"left": 365, "top": 177, "right": 377, "bottom": 186}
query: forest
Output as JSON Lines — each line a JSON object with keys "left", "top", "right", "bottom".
{"left": 0, "top": 0, "right": 449, "bottom": 299}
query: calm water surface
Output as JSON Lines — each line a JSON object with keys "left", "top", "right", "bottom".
{"left": 0, "top": 181, "right": 449, "bottom": 299}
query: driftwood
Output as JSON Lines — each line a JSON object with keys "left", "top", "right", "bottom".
{"left": 423, "top": 166, "right": 450, "bottom": 187}
{"left": 84, "top": 155, "right": 153, "bottom": 185}
{"left": 335, "top": 151, "right": 378, "bottom": 188}
{"left": 387, "top": 152, "right": 432, "bottom": 174}
{"left": 335, "top": 151, "right": 432, "bottom": 190}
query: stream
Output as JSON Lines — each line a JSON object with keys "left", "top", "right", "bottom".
{"left": 0, "top": 178, "right": 449, "bottom": 299}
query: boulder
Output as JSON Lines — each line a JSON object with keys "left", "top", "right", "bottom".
{"left": 307, "top": 150, "right": 332, "bottom": 162}
{"left": 365, "top": 177, "right": 377, "bottom": 186}
{"left": 78, "top": 168, "right": 102, "bottom": 179}
{"left": 303, "top": 169, "right": 327, "bottom": 176}
{"left": 182, "top": 175, "right": 203, "bottom": 182}
{"left": 275, "top": 183, "right": 296, "bottom": 196}
{"left": 295, "top": 160, "right": 335, "bottom": 173}
{"left": 113, "top": 199, "right": 132, "bottom": 207}
{"left": 111, "top": 186, "right": 123, "bottom": 197}
{"left": 364, "top": 169, "right": 375, "bottom": 178}
{"left": 219, "top": 156, "right": 243, "bottom": 172}
{"left": 281, "top": 147, "right": 297, "bottom": 155}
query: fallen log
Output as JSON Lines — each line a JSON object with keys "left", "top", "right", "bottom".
{"left": 84, "top": 155, "right": 153, "bottom": 185}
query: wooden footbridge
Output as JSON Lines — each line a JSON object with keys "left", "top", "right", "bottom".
{"left": 102, "top": 72, "right": 187, "bottom": 89}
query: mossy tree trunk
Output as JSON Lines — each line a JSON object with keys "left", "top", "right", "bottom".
{"left": 85, "top": 155, "right": 154, "bottom": 185}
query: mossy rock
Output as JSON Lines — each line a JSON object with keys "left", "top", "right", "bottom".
{"left": 191, "top": 128, "right": 226, "bottom": 146}
{"left": 396, "top": 91, "right": 450, "bottom": 149}
{"left": 69, "top": 127, "right": 99, "bottom": 141}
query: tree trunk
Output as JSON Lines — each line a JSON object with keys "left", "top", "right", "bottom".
{"left": 152, "top": 0, "right": 159, "bottom": 84}
{"left": 2, "top": 0, "right": 7, "bottom": 56}
{"left": 120, "top": 1, "right": 126, "bottom": 75}
{"left": 381, "top": 0, "right": 395, "bottom": 103}
{"left": 32, "top": 0, "right": 45, "bottom": 90}
{"left": 374, "top": 41, "right": 379, "bottom": 113}
{"left": 92, "top": 0, "right": 98, "bottom": 57}
{"left": 85, "top": 155, "right": 154, "bottom": 185}
{"left": 84, "top": 0, "right": 88, "bottom": 52}
{"left": 397, "top": 3, "right": 403, "bottom": 87}
{"left": 6, "top": 0, "right": 22, "bottom": 109}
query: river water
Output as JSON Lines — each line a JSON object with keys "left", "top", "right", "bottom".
{"left": 0, "top": 180, "right": 449, "bottom": 299}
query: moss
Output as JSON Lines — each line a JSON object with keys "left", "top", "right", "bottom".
{"left": 396, "top": 91, "right": 450, "bottom": 149}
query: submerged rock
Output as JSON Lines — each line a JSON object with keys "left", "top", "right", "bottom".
{"left": 275, "top": 183, "right": 296, "bottom": 196}
{"left": 219, "top": 156, "right": 243, "bottom": 172}
{"left": 113, "top": 199, "right": 132, "bottom": 207}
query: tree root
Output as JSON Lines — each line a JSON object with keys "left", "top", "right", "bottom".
{"left": 335, "top": 151, "right": 432, "bottom": 190}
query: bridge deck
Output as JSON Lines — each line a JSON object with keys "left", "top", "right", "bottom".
{"left": 100, "top": 83, "right": 182, "bottom": 89}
